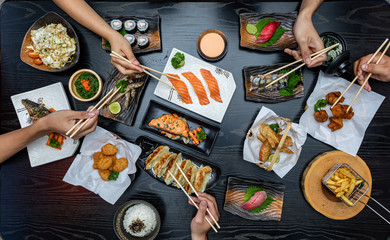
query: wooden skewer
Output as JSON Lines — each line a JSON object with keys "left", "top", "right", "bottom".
{"left": 167, "top": 170, "right": 218, "bottom": 233}
{"left": 264, "top": 43, "right": 340, "bottom": 89}
{"left": 175, "top": 163, "right": 221, "bottom": 229}
{"left": 68, "top": 87, "right": 121, "bottom": 138}
{"left": 263, "top": 43, "right": 340, "bottom": 77}
{"left": 331, "top": 38, "right": 389, "bottom": 109}
{"left": 65, "top": 88, "right": 115, "bottom": 136}
{"left": 347, "top": 41, "right": 390, "bottom": 112}
{"left": 266, "top": 122, "right": 292, "bottom": 171}
{"left": 110, "top": 51, "right": 183, "bottom": 82}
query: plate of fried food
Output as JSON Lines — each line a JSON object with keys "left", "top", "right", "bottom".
{"left": 243, "top": 106, "right": 307, "bottom": 178}
{"left": 299, "top": 71, "right": 385, "bottom": 156}
{"left": 63, "top": 126, "right": 142, "bottom": 204}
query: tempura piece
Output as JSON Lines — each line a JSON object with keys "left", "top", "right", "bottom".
{"left": 259, "top": 141, "right": 272, "bottom": 162}
{"left": 260, "top": 124, "right": 279, "bottom": 148}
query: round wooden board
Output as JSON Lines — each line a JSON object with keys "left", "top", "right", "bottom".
{"left": 301, "top": 150, "right": 372, "bottom": 220}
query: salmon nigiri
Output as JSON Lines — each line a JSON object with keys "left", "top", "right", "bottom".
{"left": 182, "top": 72, "right": 210, "bottom": 105}
{"left": 167, "top": 74, "right": 193, "bottom": 104}
{"left": 200, "top": 69, "right": 222, "bottom": 103}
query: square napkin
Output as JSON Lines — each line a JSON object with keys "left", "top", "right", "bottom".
{"left": 243, "top": 107, "right": 307, "bottom": 178}
{"left": 299, "top": 71, "right": 385, "bottom": 156}
{"left": 63, "top": 127, "right": 141, "bottom": 204}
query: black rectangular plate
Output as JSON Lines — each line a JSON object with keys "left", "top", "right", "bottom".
{"left": 140, "top": 100, "right": 220, "bottom": 156}
{"left": 136, "top": 136, "right": 221, "bottom": 192}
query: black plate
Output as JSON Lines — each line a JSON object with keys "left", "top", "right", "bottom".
{"left": 135, "top": 136, "right": 221, "bottom": 192}
{"left": 140, "top": 100, "right": 220, "bottom": 156}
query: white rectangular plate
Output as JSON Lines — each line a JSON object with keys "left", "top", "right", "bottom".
{"left": 153, "top": 48, "right": 236, "bottom": 123}
{"left": 11, "top": 82, "right": 79, "bottom": 167}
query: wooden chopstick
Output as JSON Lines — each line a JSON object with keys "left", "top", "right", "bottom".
{"left": 175, "top": 163, "right": 221, "bottom": 229}
{"left": 331, "top": 38, "right": 389, "bottom": 109}
{"left": 167, "top": 170, "right": 218, "bottom": 233}
{"left": 65, "top": 88, "right": 115, "bottom": 136}
{"left": 110, "top": 51, "right": 183, "bottom": 82}
{"left": 266, "top": 122, "right": 292, "bottom": 171}
{"left": 263, "top": 43, "right": 340, "bottom": 77}
{"left": 346, "top": 41, "right": 390, "bottom": 112}
{"left": 264, "top": 43, "right": 340, "bottom": 89}
{"left": 67, "top": 87, "right": 121, "bottom": 138}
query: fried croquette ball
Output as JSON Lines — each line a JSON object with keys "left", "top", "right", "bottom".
{"left": 98, "top": 169, "right": 110, "bottom": 181}
{"left": 97, "top": 156, "right": 113, "bottom": 170}
{"left": 314, "top": 110, "right": 329, "bottom": 122}
{"left": 93, "top": 152, "right": 103, "bottom": 169}
{"left": 326, "top": 91, "right": 344, "bottom": 105}
{"left": 101, "top": 143, "right": 117, "bottom": 156}
{"left": 113, "top": 158, "right": 128, "bottom": 172}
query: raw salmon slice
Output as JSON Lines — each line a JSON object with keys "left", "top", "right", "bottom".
{"left": 200, "top": 69, "right": 222, "bottom": 103}
{"left": 166, "top": 74, "right": 193, "bottom": 104}
{"left": 182, "top": 72, "right": 210, "bottom": 105}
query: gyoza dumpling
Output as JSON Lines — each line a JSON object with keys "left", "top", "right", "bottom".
{"left": 184, "top": 165, "right": 198, "bottom": 194}
{"left": 174, "top": 160, "right": 192, "bottom": 188}
{"left": 164, "top": 153, "right": 182, "bottom": 185}
{"left": 154, "top": 153, "right": 177, "bottom": 178}
{"left": 194, "top": 166, "right": 212, "bottom": 193}
{"left": 145, "top": 146, "right": 169, "bottom": 170}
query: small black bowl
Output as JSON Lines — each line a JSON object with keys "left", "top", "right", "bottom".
{"left": 320, "top": 32, "right": 350, "bottom": 75}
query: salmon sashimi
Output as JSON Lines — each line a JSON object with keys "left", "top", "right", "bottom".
{"left": 166, "top": 74, "right": 193, "bottom": 104}
{"left": 181, "top": 72, "right": 210, "bottom": 105}
{"left": 200, "top": 69, "right": 223, "bottom": 103}
{"left": 148, "top": 114, "right": 190, "bottom": 138}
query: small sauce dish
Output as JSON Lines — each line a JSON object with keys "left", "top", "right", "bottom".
{"left": 197, "top": 29, "right": 228, "bottom": 61}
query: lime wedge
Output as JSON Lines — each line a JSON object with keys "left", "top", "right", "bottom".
{"left": 109, "top": 102, "right": 121, "bottom": 114}
{"left": 246, "top": 24, "right": 257, "bottom": 35}
{"left": 267, "top": 153, "right": 280, "bottom": 163}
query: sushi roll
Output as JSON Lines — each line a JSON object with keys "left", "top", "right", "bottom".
{"left": 137, "top": 20, "right": 149, "bottom": 33}
{"left": 137, "top": 36, "right": 149, "bottom": 48}
{"left": 124, "top": 34, "right": 136, "bottom": 47}
{"left": 124, "top": 20, "right": 136, "bottom": 33}
{"left": 110, "top": 19, "right": 122, "bottom": 31}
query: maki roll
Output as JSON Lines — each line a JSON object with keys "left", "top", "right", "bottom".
{"left": 110, "top": 19, "right": 122, "bottom": 31}
{"left": 137, "top": 36, "right": 149, "bottom": 48}
{"left": 124, "top": 34, "right": 136, "bottom": 47}
{"left": 137, "top": 20, "right": 149, "bottom": 33}
{"left": 124, "top": 20, "right": 137, "bottom": 33}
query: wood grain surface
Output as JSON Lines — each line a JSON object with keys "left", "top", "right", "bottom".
{"left": 1, "top": 1, "right": 390, "bottom": 240}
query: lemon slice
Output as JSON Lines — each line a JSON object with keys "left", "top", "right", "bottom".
{"left": 109, "top": 102, "right": 121, "bottom": 114}
{"left": 267, "top": 153, "right": 280, "bottom": 163}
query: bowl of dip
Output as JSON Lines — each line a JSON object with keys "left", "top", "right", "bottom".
{"left": 114, "top": 200, "right": 161, "bottom": 240}
{"left": 69, "top": 69, "right": 102, "bottom": 102}
{"left": 197, "top": 29, "right": 228, "bottom": 61}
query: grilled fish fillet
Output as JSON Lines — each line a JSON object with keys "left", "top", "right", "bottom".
{"left": 148, "top": 114, "right": 189, "bottom": 138}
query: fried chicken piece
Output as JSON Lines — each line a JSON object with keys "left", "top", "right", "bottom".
{"left": 259, "top": 141, "right": 272, "bottom": 162}
{"left": 328, "top": 116, "right": 343, "bottom": 132}
{"left": 97, "top": 155, "right": 113, "bottom": 170}
{"left": 98, "top": 169, "right": 110, "bottom": 181}
{"left": 326, "top": 91, "right": 344, "bottom": 105}
{"left": 101, "top": 143, "right": 117, "bottom": 156}
{"left": 257, "top": 133, "right": 267, "bottom": 143}
{"left": 314, "top": 110, "right": 329, "bottom": 122}
{"left": 260, "top": 124, "right": 279, "bottom": 148}
{"left": 113, "top": 158, "right": 128, "bottom": 172}
{"left": 93, "top": 152, "right": 103, "bottom": 169}
{"left": 281, "top": 147, "right": 294, "bottom": 154}
{"left": 341, "top": 105, "right": 354, "bottom": 119}
{"left": 332, "top": 104, "right": 354, "bottom": 119}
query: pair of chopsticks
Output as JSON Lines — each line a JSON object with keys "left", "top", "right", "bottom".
{"left": 65, "top": 87, "right": 121, "bottom": 138}
{"left": 167, "top": 164, "right": 220, "bottom": 233}
{"left": 264, "top": 43, "right": 340, "bottom": 89}
{"left": 331, "top": 38, "right": 390, "bottom": 112}
{"left": 266, "top": 121, "right": 292, "bottom": 171}
{"left": 110, "top": 51, "right": 180, "bottom": 90}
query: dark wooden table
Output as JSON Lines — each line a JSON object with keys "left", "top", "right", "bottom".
{"left": 1, "top": 1, "right": 390, "bottom": 239}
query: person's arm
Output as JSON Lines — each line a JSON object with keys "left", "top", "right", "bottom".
{"left": 284, "top": 0, "right": 326, "bottom": 67}
{"left": 188, "top": 193, "right": 220, "bottom": 240}
{"left": 353, "top": 53, "right": 390, "bottom": 92}
{"left": 0, "top": 107, "right": 99, "bottom": 164}
{"left": 53, "top": 0, "right": 143, "bottom": 75}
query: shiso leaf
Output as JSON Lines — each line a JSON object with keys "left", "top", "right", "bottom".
{"left": 268, "top": 123, "right": 279, "bottom": 134}
{"left": 255, "top": 18, "right": 272, "bottom": 38}
{"left": 243, "top": 186, "right": 276, "bottom": 213}
{"left": 258, "top": 25, "right": 286, "bottom": 46}
{"left": 278, "top": 70, "right": 302, "bottom": 96}
{"left": 118, "top": 27, "right": 127, "bottom": 36}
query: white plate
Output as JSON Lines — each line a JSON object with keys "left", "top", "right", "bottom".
{"left": 153, "top": 48, "right": 236, "bottom": 123}
{"left": 11, "top": 82, "right": 79, "bottom": 167}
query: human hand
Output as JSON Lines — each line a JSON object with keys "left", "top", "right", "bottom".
{"left": 284, "top": 13, "right": 326, "bottom": 68}
{"left": 189, "top": 193, "right": 220, "bottom": 240}
{"left": 353, "top": 53, "right": 390, "bottom": 92}
{"left": 39, "top": 106, "right": 99, "bottom": 139}
{"left": 108, "top": 31, "right": 143, "bottom": 75}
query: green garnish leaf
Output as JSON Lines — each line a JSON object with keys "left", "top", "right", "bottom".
{"left": 118, "top": 27, "right": 127, "bottom": 36}
{"left": 196, "top": 129, "right": 206, "bottom": 141}
{"left": 278, "top": 69, "right": 302, "bottom": 96}
{"left": 49, "top": 138, "right": 61, "bottom": 148}
{"left": 255, "top": 19, "right": 272, "bottom": 38}
{"left": 314, "top": 99, "right": 327, "bottom": 112}
{"left": 257, "top": 26, "right": 286, "bottom": 46}
{"left": 171, "top": 52, "right": 185, "bottom": 69}
{"left": 103, "top": 41, "right": 111, "bottom": 48}
{"left": 268, "top": 123, "right": 279, "bottom": 134}
{"left": 243, "top": 186, "right": 276, "bottom": 213}
{"left": 116, "top": 80, "right": 128, "bottom": 93}
{"left": 108, "top": 171, "right": 119, "bottom": 181}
